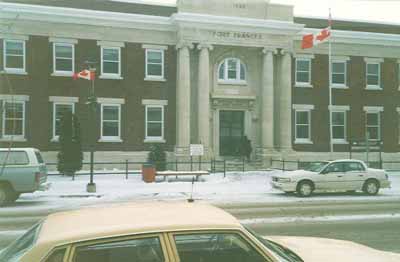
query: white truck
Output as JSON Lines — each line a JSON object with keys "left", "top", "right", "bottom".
{"left": 271, "top": 159, "right": 391, "bottom": 197}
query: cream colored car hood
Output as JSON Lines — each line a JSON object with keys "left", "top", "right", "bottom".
{"left": 266, "top": 236, "right": 400, "bottom": 262}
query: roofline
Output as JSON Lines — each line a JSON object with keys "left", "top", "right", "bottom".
{"left": 109, "top": 0, "right": 177, "bottom": 7}
{"left": 295, "top": 15, "right": 400, "bottom": 28}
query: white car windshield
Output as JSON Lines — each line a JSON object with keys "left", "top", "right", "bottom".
{"left": 303, "top": 162, "right": 329, "bottom": 172}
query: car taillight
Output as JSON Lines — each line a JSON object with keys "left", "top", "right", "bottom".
{"left": 35, "top": 172, "right": 41, "bottom": 183}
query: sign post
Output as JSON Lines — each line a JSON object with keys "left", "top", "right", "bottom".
{"left": 190, "top": 144, "right": 204, "bottom": 171}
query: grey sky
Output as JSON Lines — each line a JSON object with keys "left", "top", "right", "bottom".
{"left": 139, "top": 0, "right": 400, "bottom": 24}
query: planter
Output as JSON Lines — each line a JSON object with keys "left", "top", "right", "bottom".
{"left": 142, "top": 164, "right": 156, "bottom": 183}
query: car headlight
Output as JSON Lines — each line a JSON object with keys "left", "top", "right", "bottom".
{"left": 278, "top": 177, "right": 291, "bottom": 183}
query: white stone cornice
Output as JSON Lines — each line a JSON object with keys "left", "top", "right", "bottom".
{"left": 364, "top": 57, "right": 384, "bottom": 63}
{"left": 280, "top": 48, "right": 293, "bottom": 55}
{"left": 97, "top": 41, "right": 125, "bottom": 48}
{"left": 293, "top": 104, "right": 315, "bottom": 110}
{"left": 0, "top": 34, "right": 29, "bottom": 41}
{"left": 197, "top": 43, "right": 214, "bottom": 51}
{"left": 262, "top": 47, "right": 277, "bottom": 54}
{"left": 142, "top": 99, "right": 168, "bottom": 106}
{"left": 49, "top": 37, "right": 78, "bottom": 44}
{"left": 0, "top": 94, "right": 30, "bottom": 101}
{"left": 363, "top": 106, "right": 384, "bottom": 112}
{"left": 49, "top": 96, "right": 79, "bottom": 103}
{"left": 176, "top": 41, "right": 194, "bottom": 50}
{"left": 329, "top": 105, "right": 350, "bottom": 111}
{"left": 294, "top": 53, "right": 315, "bottom": 59}
{"left": 97, "top": 97, "right": 125, "bottom": 105}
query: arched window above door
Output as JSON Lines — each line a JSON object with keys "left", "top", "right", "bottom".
{"left": 218, "top": 58, "right": 247, "bottom": 84}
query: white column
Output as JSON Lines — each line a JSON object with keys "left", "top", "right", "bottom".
{"left": 262, "top": 48, "right": 275, "bottom": 150}
{"left": 176, "top": 42, "right": 193, "bottom": 148}
{"left": 280, "top": 49, "right": 293, "bottom": 150}
{"left": 197, "top": 43, "right": 213, "bottom": 149}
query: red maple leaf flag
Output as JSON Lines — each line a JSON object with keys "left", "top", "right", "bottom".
{"left": 73, "top": 70, "right": 95, "bottom": 80}
{"left": 301, "top": 12, "right": 332, "bottom": 49}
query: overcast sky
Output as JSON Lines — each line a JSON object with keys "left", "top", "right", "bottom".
{"left": 148, "top": 0, "right": 400, "bottom": 25}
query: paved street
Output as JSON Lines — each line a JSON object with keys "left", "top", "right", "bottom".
{"left": 1, "top": 198, "right": 400, "bottom": 254}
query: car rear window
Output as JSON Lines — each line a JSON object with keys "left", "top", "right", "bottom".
{"left": 0, "top": 151, "right": 29, "bottom": 165}
{"left": 35, "top": 151, "right": 45, "bottom": 164}
{"left": 0, "top": 222, "right": 42, "bottom": 262}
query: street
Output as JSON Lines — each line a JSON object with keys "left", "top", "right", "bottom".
{"left": 1, "top": 198, "right": 400, "bottom": 254}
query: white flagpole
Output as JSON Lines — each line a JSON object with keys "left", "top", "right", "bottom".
{"left": 328, "top": 8, "right": 333, "bottom": 157}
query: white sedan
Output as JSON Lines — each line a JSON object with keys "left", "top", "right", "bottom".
{"left": 271, "top": 159, "right": 391, "bottom": 197}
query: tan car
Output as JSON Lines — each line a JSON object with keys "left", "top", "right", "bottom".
{"left": 1, "top": 202, "right": 399, "bottom": 262}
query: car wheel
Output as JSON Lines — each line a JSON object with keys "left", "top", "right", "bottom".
{"left": 7, "top": 191, "right": 20, "bottom": 203}
{"left": 363, "top": 180, "right": 380, "bottom": 195}
{"left": 297, "top": 181, "right": 314, "bottom": 197}
{"left": 0, "top": 185, "right": 10, "bottom": 207}
{"left": 346, "top": 190, "right": 356, "bottom": 195}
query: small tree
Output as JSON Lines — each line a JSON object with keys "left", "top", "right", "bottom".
{"left": 147, "top": 144, "right": 167, "bottom": 171}
{"left": 57, "top": 112, "right": 83, "bottom": 176}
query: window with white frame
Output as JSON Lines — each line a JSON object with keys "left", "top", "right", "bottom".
{"left": 145, "top": 49, "right": 164, "bottom": 79}
{"left": 145, "top": 105, "right": 164, "bottom": 141}
{"left": 53, "top": 103, "right": 74, "bottom": 140}
{"left": 295, "top": 110, "right": 311, "bottom": 142}
{"left": 331, "top": 61, "right": 347, "bottom": 87}
{"left": 295, "top": 59, "right": 311, "bottom": 85}
{"left": 101, "top": 104, "right": 121, "bottom": 140}
{"left": 3, "top": 40, "right": 26, "bottom": 73}
{"left": 2, "top": 101, "right": 25, "bottom": 138}
{"left": 366, "top": 63, "right": 381, "bottom": 88}
{"left": 101, "top": 47, "right": 121, "bottom": 76}
{"left": 332, "top": 111, "right": 346, "bottom": 141}
{"left": 366, "top": 112, "right": 381, "bottom": 140}
{"left": 53, "top": 43, "right": 74, "bottom": 74}
{"left": 218, "top": 58, "right": 246, "bottom": 83}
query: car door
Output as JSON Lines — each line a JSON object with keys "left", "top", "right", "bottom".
{"left": 317, "top": 162, "right": 346, "bottom": 191}
{"left": 68, "top": 233, "right": 171, "bottom": 262}
{"left": 168, "top": 230, "right": 273, "bottom": 262}
{"left": 343, "top": 162, "right": 367, "bottom": 190}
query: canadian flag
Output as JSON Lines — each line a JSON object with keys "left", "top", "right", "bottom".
{"left": 73, "top": 70, "right": 95, "bottom": 81}
{"left": 301, "top": 27, "right": 331, "bottom": 49}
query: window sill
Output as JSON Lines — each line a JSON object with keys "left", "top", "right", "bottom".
{"left": 0, "top": 137, "right": 27, "bottom": 142}
{"left": 332, "top": 139, "right": 349, "bottom": 144}
{"left": 331, "top": 84, "right": 349, "bottom": 89}
{"left": 144, "top": 76, "right": 166, "bottom": 82}
{"left": 98, "top": 138, "right": 123, "bottom": 143}
{"left": 365, "top": 86, "right": 382, "bottom": 91}
{"left": 51, "top": 72, "right": 74, "bottom": 77}
{"left": 295, "top": 139, "right": 313, "bottom": 145}
{"left": 218, "top": 80, "right": 247, "bottom": 86}
{"left": 295, "top": 83, "right": 313, "bottom": 88}
{"left": 2, "top": 69, "right": 27, "bottom": 75}
{"left": 99, "top": 75, "right": 123, "bottom": 80}
{"left": 144, "top": 138, "right": 166, "bottom": 143}
{"left": 51, "top": 137, "right": 59, "bottom": 142}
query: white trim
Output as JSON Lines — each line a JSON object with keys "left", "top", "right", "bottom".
{"left": 49, "top": 37, "right": 78, "bottom": 44}
{"left": 365, "top": 111, "right": 381, "bottom": 141}
{"left": 0, "top": 95, "right": 30, "bottom": 102}
{"left": 100, "top": 46, "right": 122, "bottom": 78}
{"left": 218, "top": 58, "right": 247, "bottom": 84}
{"left": 295, "top": 139, "right": 313, "bottom": 145}
{"left": 142, "top": 44, "right": 168, "bottom": 50}
{"left": 293, "top": 104, "right": 315, "bottom": 110}
{"left": 293, "top": 54, "right": 315, "bottom": 59}
{"left": 100, "top": 103, "right": 122, "bottom": 141}
{"left": 97, "top": 97, "right": 125, "bottom": 104}
{"left": 363, "top": 106, "right": 384, "bottom": 112}
{"left": 0, "top": 34, "right": 29, "bottom": 41}
{"left": 331, "top": 60, "right": 347, "bottom": 88}
{"left": 49, "top": 96, "right": 79, "bottom": 103}
{"left": 329, "top": 105, "right": 350, "bottom": 111}
{"left": 97, "top": 41, "right": 125, "bottom": 48}
{"left": 52, "top": 42, "right": 75, "bottom": 75}
{"left": 365, "top": 62, "right": 381, "bottom": 89}
{"left": 145, "top": 105, "right": 164, "bottom": 141}
{"left": 144, "top": 138, "right": 166, "bottom": 143}
{"left": 397, "top": 108, "right": 400, "bottom": 113}
{"left": 332, "top": 139, "right": 349, "bottom": 145}
{"left": 294, "top": 109, "right": 312, "bottom": 142}
{"left": 145, "top": 49, "right": 164, "bottom": 80}
{"left": 295, "top": 58, "right": 312, "bottom": 86}
{"left": 110, "top": 0, "right": 176, "bottom": 7}
{"left": 3, "top": 39, "right": 26, "bottom": 74}
{"left": 364, "top": 57, "right": 384, "bottom": 63}
{"left": 332, "top": 56, "right": 350, "bottom": 62}
{"left": 2, "top": 100, "right": 26, "bottom": 140}
{"left": 52, "top": 102, "right": 75, "bottom": 141}
{"left": 295, "top": 83, "right": 313, "bottom": 88}
{"left": 142, "top": 99, "right": 168, "bottom": 106}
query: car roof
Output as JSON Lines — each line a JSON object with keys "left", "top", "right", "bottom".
{"left": 329, "top": 159, "right": 364, "bottom": 163}
{"left": 36, "top": 202, "right": 242, "bottom": 247}
{"left": 0, "top": 148, "right": 39, "bottom": 152}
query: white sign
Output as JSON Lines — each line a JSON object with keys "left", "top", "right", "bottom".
{"left": 190, "top": 144, "right": 204, "bottom": 156}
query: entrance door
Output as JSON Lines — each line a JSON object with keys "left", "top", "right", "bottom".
{"left": 219, "top": 111, "right": 245, "bottom": 156}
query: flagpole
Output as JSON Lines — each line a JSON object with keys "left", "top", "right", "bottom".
{"left": 328, "top": 8, "right": 333, "bottom": 158}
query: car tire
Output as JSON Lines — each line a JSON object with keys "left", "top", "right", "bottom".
{"left": 363, "top": 180, "right": 380, "bottom": 195}
{"left": 7, "top": 191, "right": 20, "bottom": 203}
{"left": 297, "top": 181, "right": 314, "bottom": 197}
{"left": 0, "top": 185, "right": 11, "bottom": 207}
{"left": 346, "top": 190, "right": 356, "bottom": 195}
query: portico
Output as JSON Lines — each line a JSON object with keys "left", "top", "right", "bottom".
{"left": 173, "top": 0, "right": 302, "bottom": 158}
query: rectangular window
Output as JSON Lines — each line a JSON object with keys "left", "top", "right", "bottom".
{"left": 2, "top": 101, "right": 25, "bottom": 138}
{"left": 146, "top": 106, "right": 164, "bottom": 141}
{"left": 101, "top": 47, "right": 121, "bottom": 76}
{"left": 101, "top": 104, "right": 121, "bottom": 141}
{"left": 331, "top": 61, "right": 346, "bottom": 87}
{"left": 332, "top": 111, "right": 346, "bottom": 142}
{"left": 145, "top": 49, "right": 164, "bottom": 79}
{"left": 4, "top": 40, "right": 26, "bottom": 73}
{"left": 295, "top": 110, "right": 311, "bottom": 142}
{"left": 295, "top": 59, "right": 311, "bottom": 85}
{"left": 366, "top": 63, "right": 380, "bottom": 88}
{"left": 53, "top": 103, "right": 74, "bottom": 140}
{"left": 53, "top": 43, "right": 74, "bottom": 74}
{"left": 366, "top": 112, "right": 380, "bottom": 140}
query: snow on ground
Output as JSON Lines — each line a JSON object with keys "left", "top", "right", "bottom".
{"left": 9, "top": 170, "right": 400, "bottom": 211}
